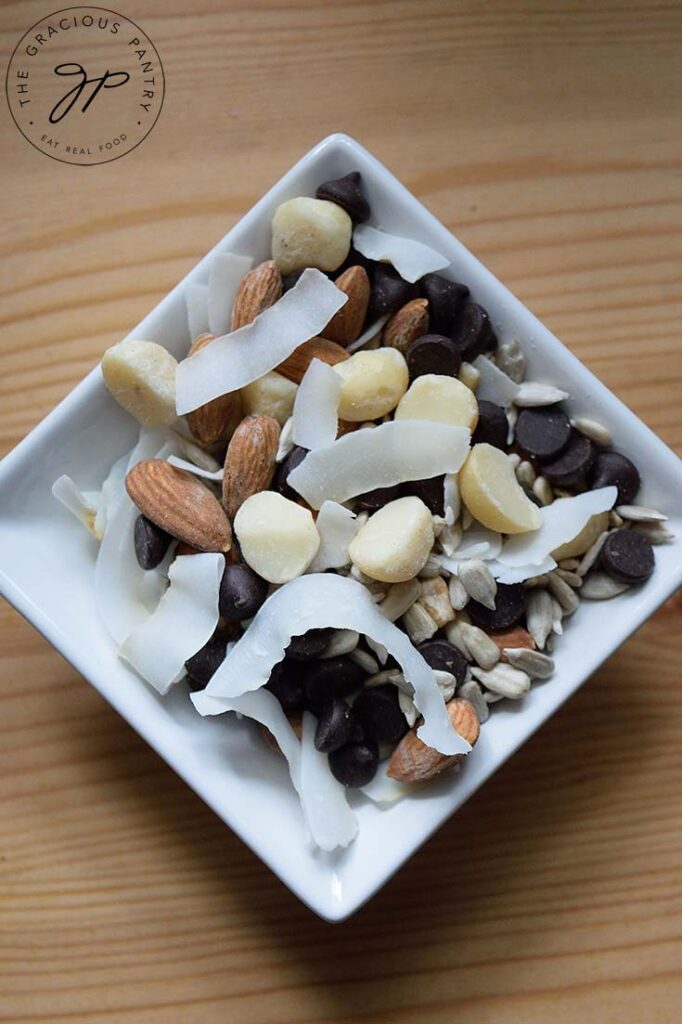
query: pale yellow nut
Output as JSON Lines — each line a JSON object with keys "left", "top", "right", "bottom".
{"left": 241, "top": 371, "right": 298, "bottom": 426}
{"left": 271, "top": 197, "right": 352, "bottom": 275}
{"left": 395, "top": 374, "right": 479, "bottom": 431}
{"left": 102, "top": 338, "right": 177, "bottom": 427}
{"left": 334, "top": 348, "right": 408, "bottom": 421}
{"left": 551, "top": 511, "right": 609, "bottom": 560}
{"left": 460, "top": 443, "right": 542, "bottom": 535}
{"left": 234, "top": 491, "right": 320, "bottom": 584}
{"left": 348, "top": 496, "right": 434, "bottom": 583}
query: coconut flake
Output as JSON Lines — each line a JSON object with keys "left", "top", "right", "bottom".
{"left": 360, "top": 767, "right": 415, "bottom": 805}
{"left": 119, "top": 553, "right": 223, "bottom": 694}
{"left": 488, "top": 556, "right": 557, "bottom": 584}
{"left": 472, "top": 355, "right": 519, "bottom": 408}
{"left": 176, "top": 269, "right": 347, "bottom": 415}
{"left": 186, "top": 282, "right": 209, "bottom": 340}
{"left": 497, "top": 487, "right": 617, "bottom": 568}
{"left": 353, "top": 224, "right": 449, "bottom": 283}
{"left": 300, "top": 712, "right": 358, "bottom": 850}
{"left": 347, "top": 315, "right": 389, "bottom": 354}
{"left": 276, "top": 417, "right": 294, "bottom": 462}
{"left": 443, "top": 473, "right": 460, "bottom": 525}
{"left": 94, "top": 451, "right": 130, "bottom": 537}
{"left": 308, "top": 501, "right": 359, "bottom": 572}
{"left": 292, "top": 359, "right": 341, "bottom": 450}
{"left": 171, "top": 431, "right": 222, "bottom": 472}
{"left": 288, "top": 420, "right": 471, "bottom": 509}
{"left": 451, "top": 523, "right": 503, "bottom": 562}
{"left": 52, "top": 476, "right": 99, "bottom": 537}
{"left": 208, "top": 253, "right": 253, "bottom": 336}
{"left": 167, "top": 454, "right": 223, "bottom": 482}
{"left": 192, "top": 574, "right": 469, "bottom": 756}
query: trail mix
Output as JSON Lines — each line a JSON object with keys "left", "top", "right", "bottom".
{"left": 53, "top": 169, "right": 673, "bottom": 851}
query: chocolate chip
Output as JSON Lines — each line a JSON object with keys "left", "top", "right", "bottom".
{"left": 219, "top": 563, "right": 269, "bottom": 622}
{"left": 185, "top": 627, "right": 229, "bottom": 690}
{"left": 515, "top": 407, "right": 572, "bottom": 462}
{"left": 334, "top": 247, "right": 375, "bottom": 278}
{"left": 590, "top": 451, "right": 641, "bottom": 505}
{"left": 600, "top": 529, "right": 654, "bottom": 584}
{"left": 287, "top": 628, "right": 333, "bottom": 661}
{"left": 451, "top": 302, "right": 497, "bottom": 360}
{"left": 281, "top": 269, "right": 306, "bottom": 292}
{"left": 303, "top": 655, "right": 366, "bottom": 712}
{"left": 355, "top": 484, "right": 402, "bottom": 511}
{"left": 404, "top": 475, "right": 445, "bottom": 515}
{"left": 406, "top": 333, "right": 462, "bottom": 380}
{"left": 417, "top": 639, "right": 468, "bottom": 686}
{"left": 273, "top": 445, "right": 308, "bottom": 499}
{"left": 420, "top": 273, "right": 470, "bottom": 334}
{"left": 314, "top": 697, "right": 361, "bottom": 753}
{"left": 316, "top": 171, "right": 370, "bottom": 223}
{"left": 542, "top": 433, "right": 595, "bottom": 489}
{"left": 367, "top": 264, "right": 419, "bottom": 321}
{"left": 472, "top": 400, "right": 508, "bottom": 450}
{"left": 265, "top": 658, "right": 304, "bottom": 711}
{"left": 468, "top": 583, "right": 526, "bottom": 631}
{"left": 134, "top": 514, "right": 171, "bottom": 570}
{"left": 328, "top": 739, "right": 379, "bottom": 787}
{"left": 353, "top": 685, "right": 407, "bottom": 745}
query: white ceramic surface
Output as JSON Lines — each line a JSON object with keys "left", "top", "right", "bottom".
{"left": 0, "top": 134, "right": 680, "bottom": 922}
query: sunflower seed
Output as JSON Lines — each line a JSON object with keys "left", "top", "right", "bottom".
{"left": 276, "top": 417, "right": 295, "bottom": 462}
{"left": 545, "top": 633, "right": 555, "bottom": 653}
{"left": 506, "top": 405, "right": 518, "bottom": 445}
{"left": 418, "top": 554, "right": 444, "bottom": 579}
{"left": 321, "top": 629, "right": 360, "bottom": 658}
{"left": 514, "top": 382, "right": 569, "bottom": 407}
{"left": 457, "top": 559, "right": 497, "bottom": 610}
{"left": 365, "top": 636, "right": 388, "bottom": 665}
{"left": 438, "top": 521, "right": 463, "bottom": 557}
{"left": 434, "top": 670, "right": 457, "bottom": 702}
{"left": 172, "top": 432, "right": 222, "bottom": 473}
{"left": 558, "top": 557, "right": 580, "bottom": 571}
{"left": 379, "top": 579, "right": 421, "bottom": 621}
{"left": 523, "top": 573, "right": 551, "bottom": 589}
{"left": 432, "top": 514, "right": 448, "bottom": 537}
{"left": 556, "top": 568, "right": 582, "bottom": 588}
{"left": 616, "top": 505, "right": 667, "bottom": 523}
{"left": 496, "top": 339, "right": 526, "bottom": 383}
{"left": 508, "top": 452, "right": 522, "bottom": 469}
{"left": 462, "top": 507, "right": 474, "bottom": 530}
{"left": 580, "top": 572, "right": 631, "bottom": 600}
{"left": 402, "top": 602, "right": 438, "bottom": 644}
{"left": 471, "top": 663, "right": 531, "bottom": 699}
{"left": 570, "top": 416, "right": 612, "bottom": 447}
{"left": 458, "top": 680, "right": 490, "bottom": 722}
{"left": 533, "top": 476, "right": 554, "bottom": 506}
{"left": 516, "top": 460, "right": 536, "bottom": 488}
{"left": 444, "top": 618, "right": 473, "bottom": 661}
{"left": 458, "top": 361, "right": 480, "bottom": 392}
{"left": 398, "top": 690, "right": 418, "bottom": 727}
{"left": 366, "top": 668, "right": 406, "bottom": 689}
{"left": 527, "top": 588, "right": 555, "bottom": 648}
{"left": 550, "top": 594, "right": 566, "bottom": 633}
{"left": 576, "top": 530, "right": 609, "bottom": 577}
{"left": 448, "top": 575, "right": 470, "bottom": 611}
{"left": 609, "top": 510, "right": 624, "bottom": 528}
{"left": 350, "top": 648, "right": 380, "bottom": 675}
{"left": 458, "top": 622, "right": 500, "bottom": 670}
{"left": 350, "top": 564, "right": 388, "bottom": 595}
{"left": 419, "top": 577, "right": 455, "bottom": 627}
{"left": 631, "top": 522, "right": 676, "bottom": 545}
{"left": 504, "top": 647, "right": 555, "bottom": 679}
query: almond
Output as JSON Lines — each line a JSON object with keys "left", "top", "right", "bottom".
{"left": 186, "top": 333, "right": 243, "bottom": 445}
{"left": 126, "top": 460, "right": 232, "bottom": 552}
{"left": 222, "top": 414, "right": 281, "bottom": 518}
{"left": 489, "top": 626, "right": 536, "bottom": 660}
{"left": 387, "top": 698, "right": 479, "bottom": 782}
{"left": 230, "top": 260, "right": 283, "bottom": 331}
{"left": 336, "top": 419, "right": 361, "bottom": 438}
{"left": 323, "top": 266, "right": 370, "bottom": 346}
{"left": 275, "top": 336, "right": 349, "bottom": 384}
{"left": 383, "top": 298, "right": 429, "bottom": 353}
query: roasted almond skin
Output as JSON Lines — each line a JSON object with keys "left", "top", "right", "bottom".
{"left": 324, "top": 265, "right": 370, "bottom": 346}
{"left": 230, "top": 260, "right": 283, "bottom": 331}
{"left": 275, "top": 336, "right": 349, "bottom": 383}
{"left": 126, "top": 460, "right": 232, "bottom": 552}
{"left": 222, "top": 413, "right": 281, "bottom": 518}
{"left": 383, "top": 298, "right": 430, "bottom": 353}
{"left": 186, "top": 333, "right": 243, "bottom": 445}
{"left": 387, "top": 698, "right": 480, "bottom": 782}
{"left": 489, "top": 626, "right": 536, "bottom": 659}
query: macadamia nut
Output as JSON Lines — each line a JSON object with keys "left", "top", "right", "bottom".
{"left": 395, "top": 374, "right": 479, "bottom": 431}
{"left": 348, "top": 496, "right": 434, "bottom": 583}
{"left": 334, "top": 349, "right": 409, "bottom": 421}
{"left": 271, "top": 197, "right": 352, "bottom": 275}
{"left": 460, "top": 443, "right": 542, "bottom": 534}
{"left": 241, "top": 371, "right": 298, "bottom": 426}
{"left": 234, "top": 491, "right": 320, "bottom": 584}
{"left": 102, "top": 339, "right": 178, "bottom": 427}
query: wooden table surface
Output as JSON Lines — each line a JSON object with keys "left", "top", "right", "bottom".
{"left": 1, "top": 1, "right": 681, "bottom": 1021}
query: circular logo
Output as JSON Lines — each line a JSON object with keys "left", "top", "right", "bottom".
{"left": 6, "top": 6, "right": 164, "bottom": 166}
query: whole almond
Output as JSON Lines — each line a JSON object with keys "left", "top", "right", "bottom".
{"left": 324, "top": 266, "right": 370, "bottom": 346}
{"left": 230, "top": 260, "right": 283, "bottom": 331}
{"left": 387, "top": 698, "right": 480, "bottom": 782}
{"left": 126, "top": 460, "right": 232, "bottom": 552}
{"left": 186, "top": 333, "right": 243, "bottom": 445}
{"left": 383, "top": 298, "right": 429, "bottom": 353}
{"left": 489, "top": 626, "right": 536, "bottom": 660}
{"left": 276, "top": 336, "right": 349, "bottom": 384}
{"left": 222, "top": 414, "right": 281, "bottom": 518}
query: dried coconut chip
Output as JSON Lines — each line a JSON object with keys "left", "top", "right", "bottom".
{"left": 95, "top": 451, "right": 130, "bottom": 537}
{"left": 119, "top": 553, "right": 223, "bottom": 694}
{"left": 308, "top": 501, "right": 359, "bottom": 571}
{"left": 192, "top": 573, "right": 470, "bottom": 757}
{"left": 167, "top": 454, "right": 223, "bottom": 482}
{"left": 360, "top": 767, "right": 415, "bottom": 805}
{"left": 472, "top": 355, "right": 519, "bottom": 408}
{"left": 292, "top": 358, "right": 341, "bottom": 450}
{"left": 352, "top": 224, "right": 449, "bottom": 283}
{"left": 346, "top": 315, "right": 389, "bottom": 354}
{"left": 443, "top": 473, "right": 460, "bottom": 526}
{"left": 451, "top": 523, "right": 503, "bottom": 561}
{"left": 487, "top": 555, "right": 557, "bottom": 584}
{"left": 186, "top": 282, "right": 209, "bottom": 340}
{"left": 300, "top": 712, "right": 358, "bottom": 850}
{"left": 52, "top": 476, "right": 100, "bottom": 538}
{"left": 175, "top": 269, "right": 346, "bottom": 414}
{"left": 287, "top": 420, "right": 470, "bottom": 509}
{"left": 208, "top": 252, "right": 252, "bottom": 336}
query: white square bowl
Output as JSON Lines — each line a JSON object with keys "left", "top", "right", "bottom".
{"left": 1, "top": 134, "right": 680, "bottom": 922}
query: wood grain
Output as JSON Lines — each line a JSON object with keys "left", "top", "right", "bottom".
{"left": 1, "top": 1, "right": 681, "bottom": 1021}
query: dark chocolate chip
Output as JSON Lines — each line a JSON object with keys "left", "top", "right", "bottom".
{"left": 542, "top": 433, "right": 595, "bottom": 489}
{"left": 420, "top": 273, "right": 470, "bottom": 334}
{"left": 265, "top": 658, "right": 304, "bottom": 711}
{"left": 472, "top": 400, "right": 508, "bottom": 450}
{"left": 515, "top": 407, "right": 572, "bottom": 463}
{"left": 468, "top": 583, "right": 526, "bottom": 631}
{"left": 281, "top": 269, "right": 306, "bottom": 292}
{"left": 451, "top": 302, "right": 497, "bottom": 360}
{"left": 316, "top": 171, "right": 370, "bottom": 223}
{"left": 590, "top": 451, "right": 641, "bottom": 505}
{"left": 134, "top": 514, "right": 172, "bottom": 570}
{"left": 287, "top": 628, "right": 333, "bottom": 662}
{"left": 367, "top": 264, "right": 419, "bottom": 321}
{"left": 417, "top": 639, "right": 468, "bottom": 686}
{"left": 352, "top": 685, "right": 407, "bottom": 745}
{"left": 303, "top": 655, "right": 366, "bottom": 712}
{"left": 314, "top": 697, "right": 360, "bottom": 753}
{"left": 185, "top": 627, "right": 229, "bottom": 690}
{"left": 273, "top": 445, "right": 308, "bottom": 499}
{"left": 405, "top": 476, "right": 445, "bottom": 515}
{"left": 600, "top": 529, "right": 654, "bottom": 584}
{"left": 355, "top": 484, "right": 402, "bottom": 511}
{"left": 219, "top": 563, "right": 269, "bottom": 622}
{"left": 334, "top": 246, "right": 375, "bottom": 278}
{"left": 328, "top": 739, "right": 379, "bottom": 787}
{"left": 406, "top": 333, "right": 462, "bottom": 380}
